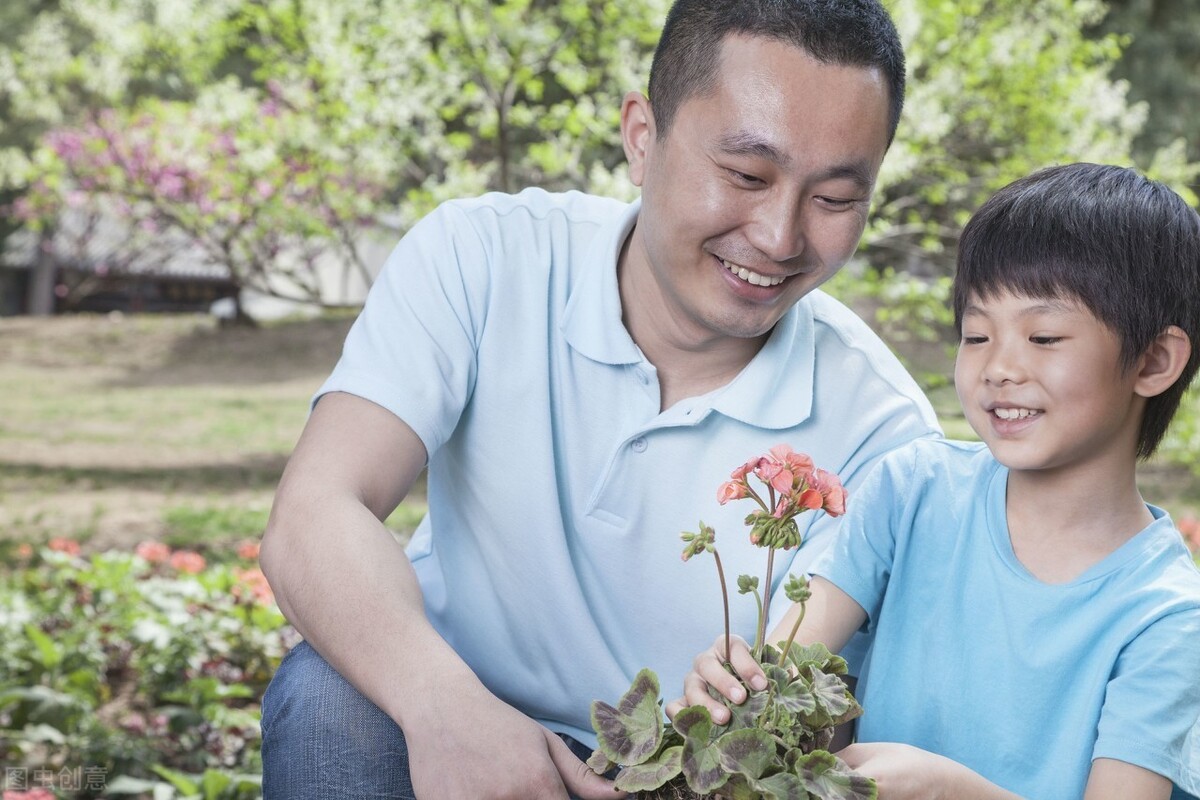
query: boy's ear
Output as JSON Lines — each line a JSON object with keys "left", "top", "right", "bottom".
{"left": 620, "top": 91, "right": 655, "bottom": 188}
{"left": 1134, "top": 325, "right": 1192, "bottom": 399}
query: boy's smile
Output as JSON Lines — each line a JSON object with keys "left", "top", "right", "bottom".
{"left": 955, "top": 290, "right": 1145, "bottom": 476}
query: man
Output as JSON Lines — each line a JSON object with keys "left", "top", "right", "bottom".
{"left": 259, "top": 1, "right": 941, "bottom": 798}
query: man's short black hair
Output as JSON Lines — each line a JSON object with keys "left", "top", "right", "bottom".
{"left": 647, "top": 0, "right": 906, "bottom": 145}
{"left": 953, "top": 162, "right": 1200, "bottom": 458}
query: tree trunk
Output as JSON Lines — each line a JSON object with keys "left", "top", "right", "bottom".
{"left": 25, "top": 229, "right": 57, "bottom": 316}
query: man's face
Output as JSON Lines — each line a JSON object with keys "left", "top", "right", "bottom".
{"left": 622, "top": 34, "right": 892, "bottom": 346}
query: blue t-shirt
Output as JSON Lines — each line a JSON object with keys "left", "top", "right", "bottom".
{"left": 318, "top": 188, "right": 941, "bottom": 745}
{"left": 813, "top": 438, "right": 1200, "bottom": 799}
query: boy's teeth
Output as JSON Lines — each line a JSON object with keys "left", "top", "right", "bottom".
{"left": 722, "top": 259, "right": 785, "bottom": 287}
{"left": 993, "top": 407, "right": 1041, "bottom": 420}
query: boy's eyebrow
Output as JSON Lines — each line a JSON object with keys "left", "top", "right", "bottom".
{"left": 715, "top": 132, "right": 875, "bottom": 191}
{"left": 962, "top": 298, "right": 1080, "bottom": 318}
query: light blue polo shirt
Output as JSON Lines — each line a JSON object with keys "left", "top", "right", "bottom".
{"left": 317, "top": 188, "right": 941, "bottom": 746}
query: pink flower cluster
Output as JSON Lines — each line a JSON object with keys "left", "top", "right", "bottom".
{"left": 718, "top": 444, "right": 847, "bottom": 521}
{"left": 134, "top": 540, "right": 205, "bottom": 573}
{"left": 4, "top": 790, "right": 56, "bottom": 800}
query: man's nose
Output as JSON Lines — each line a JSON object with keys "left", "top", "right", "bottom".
{"left": 748, "top": 192, "right": 805, "bottom": 263}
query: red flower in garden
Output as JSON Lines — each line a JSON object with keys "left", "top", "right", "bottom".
{"left": 5, "top": 789, "right": 57, "bottom": 800}
{"left": 234, "top": 567, "right": 275, "bottom": 604}
{"left": 237, "top": 540, "right": 261, "bottom": 560}
{"left": 135, "top": 540, "right": 171, "bottom": 563}
{"left": 47, "top": 537, "right": 81, "bottom": 556}
{"left": 1180, "top": 516, "right": 1200, "bottom": 554}
{"left": 169, "top": 550, "right": 206, "bottom": 574}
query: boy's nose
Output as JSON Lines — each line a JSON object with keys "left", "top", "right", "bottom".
{"left": 982, "top": 345, "right": 1025, "bottom": 385}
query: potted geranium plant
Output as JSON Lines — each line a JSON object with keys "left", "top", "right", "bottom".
{"left": 586, "top": 445, "right": 875, "bottom": 800}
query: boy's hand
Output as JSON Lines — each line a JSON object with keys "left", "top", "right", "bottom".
{"left": 839, "top": 742, "right": 1023, "bottom": 800}
{"left": 665, "top": 634, "right": 768, "bottom": 725}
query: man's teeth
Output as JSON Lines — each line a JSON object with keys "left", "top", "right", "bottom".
{"left": 722, "top": 259, "right": 785, "bottom": 287}
{"left": 993, "top": 408, "right": 1041, "bottom": 420}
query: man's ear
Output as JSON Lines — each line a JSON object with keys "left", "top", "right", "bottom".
{"left": 1134, "top": 325, "right": 1192, "bottom": 398}
{"left": 620, "top": 91, "right": 655, "bottom": 188}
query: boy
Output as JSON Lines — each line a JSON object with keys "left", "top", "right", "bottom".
{"left": 672, "top": 163, "right": 1200, "bottom": 799}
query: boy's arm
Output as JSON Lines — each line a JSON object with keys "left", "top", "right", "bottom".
{"left": 836, "top": 747, "right": 1172, "bottom": 800}
{"left": 839, "top": 742, "right": 1025, "bottom": 799}
{"left": 668, "top": 577, "right": 865, "bottom": 723}
{"left": 1084, "top": 758, "right": 1172, "bottom": 800}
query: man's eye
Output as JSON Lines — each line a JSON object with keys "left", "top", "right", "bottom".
{"left": 816, "top": 196, "right": 855, "bottom": 210}
{"left": 729, "top": 170, "right": 763, "bottom": 185}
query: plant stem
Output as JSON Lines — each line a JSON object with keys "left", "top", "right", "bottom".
{"left": 779, "top": 598, "right": 807, "bottom": 664}
{"left": 713, "top": 549, "right": 732, "bottom": 665}
{"left": 751, "top": 588, "right": 764, "bottom": 655}
{"left": 757, "top": 547, "right": 776, "bottom": 662}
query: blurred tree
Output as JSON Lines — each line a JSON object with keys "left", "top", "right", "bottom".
{"left": 4, "top": 0, "right": 1198, "bottom": 319}
{"left": 863, "top": 0, "right": 1199, "bottom": 278}
{"left": 1092, "top": 0, "right": 1200, "bottom": 174}
{"left": 14, "top": 85, "right": 390, "bottom": 320}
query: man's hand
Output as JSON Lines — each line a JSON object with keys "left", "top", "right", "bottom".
{"left": 406, "top": 679, "right": 623, "bottom": 800}
{"left": 665, "top": 634, "right": 766, "bottom": 725}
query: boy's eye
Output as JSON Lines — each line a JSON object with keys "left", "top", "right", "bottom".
{"left": 961, "top": 335, "right": 988, "bottom": 345}
{"left": 1030, "top": 336, "right": 1062, "bottom": 345}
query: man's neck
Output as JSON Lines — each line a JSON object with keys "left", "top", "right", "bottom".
{"left": 617, "top": 230, "right": 770, "bottom": 412}
{"left": 1004, "top": 458, "right": 1153, "bottom": 584}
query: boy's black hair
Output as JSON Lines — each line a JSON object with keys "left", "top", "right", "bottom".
{"left": 648, "top": 0, "right": 906, "bottom": 145}
{"left": 953, "top": 162, "right": 1200, "bottom": 458}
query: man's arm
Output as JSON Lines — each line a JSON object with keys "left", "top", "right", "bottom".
{"left": 259, "top": 392, "right": 619, "bottom": 800}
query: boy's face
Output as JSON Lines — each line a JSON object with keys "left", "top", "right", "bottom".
{"left": 955, "top": 289, "right": 1144, "bottom": 476}
{"left": 621, "top": 34, "right": 891, "bottom": 345}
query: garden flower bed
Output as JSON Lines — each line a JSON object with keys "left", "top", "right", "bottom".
{"left": 1, "top": 539, "right": 295, "bottom": 799}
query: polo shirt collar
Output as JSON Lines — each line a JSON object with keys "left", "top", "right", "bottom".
{"left": 561, "top": 196, "right": 816, "bottom": 429}
{"left": 561, "top": 198, "right": 643, "bottom": 365}
{"left": 709, "top": 300, "right": 815, "bottom": 429}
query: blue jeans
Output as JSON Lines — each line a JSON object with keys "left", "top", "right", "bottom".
{"left": 260, "top": 641, "right": 596, "bottom": 799}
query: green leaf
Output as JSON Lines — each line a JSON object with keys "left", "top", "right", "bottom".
{"left": 722, "top": 685, "right": 770, "bottom": 730}
{"left": 776, "top": 675, "right": 818, "bottom": 715}
{"left": 591, "top": 668, "right": 664, "bottom": 766}
{"left": 753, "top": 770, "right": 811, "bottom": 800}
{"left": 586, "top": 748, "right": 616, "bottom": 775}
{"left": 149, "top": 764, "right": 200, "bottom": 797}
{"left": 810, "top": 669, "right": 852, "bottom": 720}
{"left": 674, "top": 705, "right": 728, "bottom": 794}
{"left": 614, "top": 745, "right": 684, "bottom": 792}
{"left": 794, "top": 751, "right": 877, "bottom": 800}
{"left": 714, "top": 727, "right": 776, "bottom": 780}
{"left": 23, "top": 622, "right": 62, "bottom": 669}
{"left": 201, "top": 769, "right": 232, "bottom": 800}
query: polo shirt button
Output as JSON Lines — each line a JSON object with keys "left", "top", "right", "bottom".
{"left": 631, "top": 437, "right": 648, "bottom": 453}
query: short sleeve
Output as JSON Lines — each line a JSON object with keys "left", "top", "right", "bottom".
{"left": 315, "top": 201, "right": 492, "bottom": 455}
{"left": 808, "top": 450, "right": 909, "bottom": 630}
{"left": 1093, "top": 607, "right": 1200, "bottom": 793}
